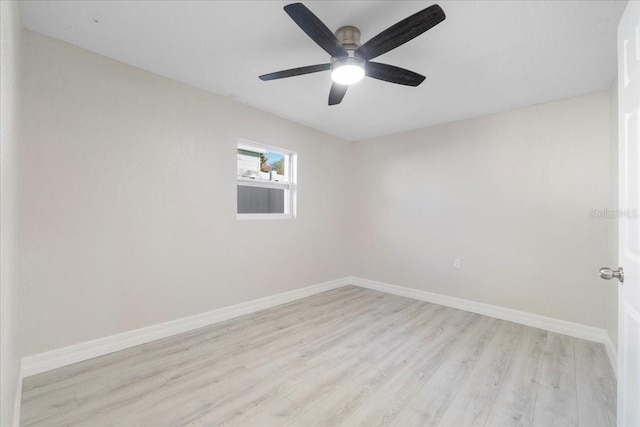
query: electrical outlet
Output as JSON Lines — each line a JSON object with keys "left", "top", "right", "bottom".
{"left": 454, "top": 258, "right": 461, "bottom": 269}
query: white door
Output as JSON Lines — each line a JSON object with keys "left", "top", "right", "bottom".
{"left": 617, "top": 2, "right": 640, "bottom": 425}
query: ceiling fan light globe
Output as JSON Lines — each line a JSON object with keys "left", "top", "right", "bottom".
{"left": 331, "top": 65, "right": 365, "bottom": 85}
{"left": 331, "top": 57, "right": 365, "bottom": 85}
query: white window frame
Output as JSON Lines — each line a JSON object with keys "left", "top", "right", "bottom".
{"left": 236, "top": 139, "right": 297, "bottom": 220}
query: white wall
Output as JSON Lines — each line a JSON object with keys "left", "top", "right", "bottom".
{"left": 350, "top": 92, "right": 613, "bottom": 329}
{"left": 19, "top": 31, "right": 351, "bottom": 357}
{"left": 1, "top": 1, "right": 22, "bottom": 425}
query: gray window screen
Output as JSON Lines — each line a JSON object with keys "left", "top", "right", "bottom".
{"left": 237, "top": 186, "right": 285, "bottom": 214}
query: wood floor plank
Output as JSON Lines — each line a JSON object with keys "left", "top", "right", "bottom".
{"left": 574, "top": 338, "right": 617, "bottom": 427}
{"left": 287, "top": 308, "right": 471, "bottom": 427}
{"left": 19, "top": 387, "right": 78, "bottom": 426}
{"left": 532, "top": 332, "right": 579, "bottom": 427}
{"left": 388, "top": 316, "right": 502, "bottom": 427}
{"left": 90, "top": 294, "right": 416, "bottom": 426}
{"left": 168, "top": 290, "right": 386, "bottom": 378}
{"left": 436, "top": 321, "right": 523, "bottom": 427}
{"left": 19, "top": 287, "right": 617, "bottom": 427}
{"left": 483, "top": 326, "right": 548, "bottom": 427}
{"left": 203, "top": 395, "right": 301, "bottom": 427}
{"left": 275, "top": 306, "right": 461, "bottom": 426}
{"left": 336, "top": 310, "right": 481, "bottom": 427}
{"left": 170, "top": 297, "right": 424, "bottom": 425}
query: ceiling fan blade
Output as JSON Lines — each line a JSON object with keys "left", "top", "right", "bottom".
{"left": 259, "top": 63, "right": 331, "bottom": 81}
{"left": 365, "top": 62, "right": 425, "bottom": 86}
{"left": 284, "top": 3, "right": 348, "bottom": 58}
{"left": 355, "top": 4, "right": 445, "bottom": 61}
{"left": 328, "top": 83, "right": 348, "bottom": 105}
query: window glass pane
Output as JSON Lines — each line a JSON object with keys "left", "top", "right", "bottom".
{"left": 237, "top": 149, "right": 288, "bottom": 182}
{"left": 237, "top": 186, "right": 285, "bottom": 214}
{"left": 265, "top": 152, "right": 286, "bottom": 181}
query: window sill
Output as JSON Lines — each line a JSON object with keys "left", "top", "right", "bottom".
{"left": 237, "top": 213, "right": 294, "bottom": 221}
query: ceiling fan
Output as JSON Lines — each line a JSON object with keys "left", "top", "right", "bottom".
{"left": 259, "top": 2, "right": 446, "bottom": 106}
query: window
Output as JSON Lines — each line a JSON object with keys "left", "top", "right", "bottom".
{"left": 237, "top": 140, "right": 296, "bottom": 219}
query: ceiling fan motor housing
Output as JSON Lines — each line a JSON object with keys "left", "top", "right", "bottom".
{"left": 331, "top": 26, "right": 363, "bottom": 75}
{"left": 335, "top": 26, "right": 361, "bottom": 52}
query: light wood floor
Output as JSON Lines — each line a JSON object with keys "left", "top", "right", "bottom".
{"left": 21, "top": 286, "right": 616, "bottom": 427}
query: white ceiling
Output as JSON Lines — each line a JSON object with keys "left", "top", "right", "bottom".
{"left": 20, "top": 1, "right": 626, "bottom": 141}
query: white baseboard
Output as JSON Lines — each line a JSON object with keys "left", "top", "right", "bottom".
{"left": 13, "top": 361, "right": 22, "bottom": 427}
{"left": 347, "top": 276, "right": 617, "bottom": 372}
{"left": 21, "top": 275, "right": 618, "bottom": 384}
{"left": 21, "top": 278, "right": 348, "bottom": 378}
{"left": 603, "top": 333, "right": 618, "bottom": 378}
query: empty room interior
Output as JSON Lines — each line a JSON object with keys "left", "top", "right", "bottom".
{"left": 2, "top": 0, "right": 639, "bottom": 426}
